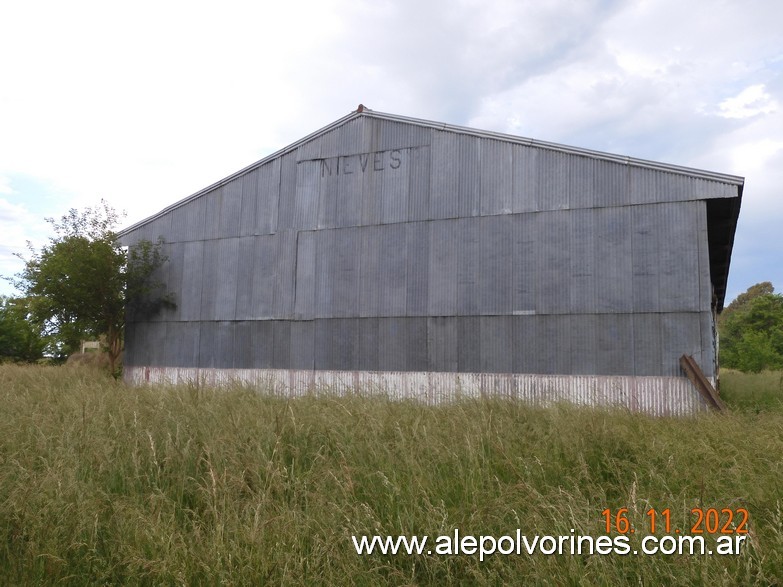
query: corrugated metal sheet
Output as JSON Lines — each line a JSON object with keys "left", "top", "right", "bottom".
{"left": 121, "top": 107, "right": 738, "bottom": 400}
{"left": 125, "top": 366, "right": 711, "bottom": 416}
{"left": 480, "top": 139, "right": 513, "bottom": 216}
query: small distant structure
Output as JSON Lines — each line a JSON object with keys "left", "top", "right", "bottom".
{"left": 117, "top": 107, "right": 743, "bottom": 415}
{"left": 80, "top": 340, "right": 101, "bottom": 354}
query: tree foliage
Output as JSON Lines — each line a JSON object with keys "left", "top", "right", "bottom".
{"left": 0, "top": 296, "right": 46, "bottom": 363}
{"left": 13, "top": 200, "right": 174, "bottom": 374}
{"left": 720, "top": 283, "right": 783, "bottom": 373}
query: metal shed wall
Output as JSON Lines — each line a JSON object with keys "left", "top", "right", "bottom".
{"left": 120, "top": 112, "right": 742, "bottom": 407}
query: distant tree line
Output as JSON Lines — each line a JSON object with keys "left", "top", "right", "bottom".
{"left": 719, "top": 282, "right": 783, "bottom": 372}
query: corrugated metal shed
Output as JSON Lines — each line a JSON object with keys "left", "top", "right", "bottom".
{"left": 118, "top": 107, "right": 743, "bottom": 414}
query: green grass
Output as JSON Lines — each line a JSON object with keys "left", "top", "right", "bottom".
{"left": 1, "top": 365, "right": 782, "bottom": 585}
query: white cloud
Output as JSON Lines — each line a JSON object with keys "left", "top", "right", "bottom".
{"left": 718, "top": 85, "right": 778, "bottom": 119}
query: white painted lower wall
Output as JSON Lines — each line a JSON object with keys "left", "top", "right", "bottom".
{"left": 124, "top": 366, "right": 711, "bottom": 416}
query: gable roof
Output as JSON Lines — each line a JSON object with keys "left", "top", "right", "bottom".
{"left": 118, "top": 106, "right": 743, "bottom": 310}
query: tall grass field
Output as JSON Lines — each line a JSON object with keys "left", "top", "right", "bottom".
{"left": 1, "top": 364, "right": 782, "bottom": 585}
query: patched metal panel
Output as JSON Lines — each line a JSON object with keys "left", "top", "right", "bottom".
{"left": 536, "top": 211, "right": 571, "bottom": 314}
{"left": 317, "top": 157, "right": 340, "bottom": 229}
{"left": 658, "top": 201, "right": 700, "bottom": 312}
{"left": 480, "top": 316, "right": 514, "bottom": 373}
{"left": 593, "top": 206, "right": 633, "bottom": 313}
{"left": 200, "top": 321, "right": 234, "bottom": 368}
{"left": 378, "top": 318, "right": 426, "bottom": 371}
{"left": 537, "top": 315, "right": 573, "bottom": 375}
{"left": 293, "top": 160, "right": 320, "bottom": 230}
{"left": 233, "top": 321, "right": 253, "bottom": 369}
{"left": 199, "top": 240, "right": 219, "bottom": 320}
{"left": 250, "top": 235, "right": 280, "bottom": 319}
{"left": 239, "top": 170, "right": 259, "bottom": 237}
{"left": 632, "top": 313, "right": 662, "bottom": 376}
{"left": 272, "top": 321, "right": 291, "bottom": 367}
{"left": 146, "top": 322, "right": 168, "bottom": 367}
{"left": 358, "top": 225, "right": 381, "bottom": 317}
{"left": 290, "top": 321, "right": 315, "bottom": 370}
{"left": 378, "top": 223, "right": 407, "bottom": 316}
{"left": 251, "top": 321, "right": 274, "bottom": 368}
{"left": 335, "top": 155, "right": 363, "bottom": 228}
{"left": 332, "top": 229, "right": 360, "bottom": 316}
{"left": 315, "top": 319, "right": 358, "bottom": 370}
{"left": 512, "top": 145, "right": 538, "bottom": 213}
{"left": 214, "top": 238, "right": 240, "bottom": 320}
{"left": 358, "top": 318, "right": 379, "bottom": 371}
{"left": 480, "top": 139, "right": 513, "bottom": 216}
{"left": 537, "top": 149, "right": 569, "bottom": 211}
{"left": 594, "top": 314, "right": 632, "bottom": 375}
{"left": 631, "top": 204, "right": 661, "bottom": 313}
{"left": 408, "top": 146, "right": 431, "bottom": 221}
{"left": 456, "top": 218, "right": 480, "bottom": 316}
{"left": 369, "top": 117, "right": 432, "bottom": 152}
{"left": 457, "top": 134, "right": 480, "bottom": 217}
{"left": 276, "top": 153, "right": 298, "bottom": 229}
{"left": 428, "top": 317, "right": 458, "bottom": 372}
{"left": 164, "top": 321, "right": 200, "bottom": 367}
{"left": 256, "top": 159, "right": 280, "bottom": 235}
{"left": 428, "top": 219, "right": 459, "bottom": 315}
{"left": 696, "top": 200, "right": 712, "bottom": 312}
{"left": 219, "top": 179, "right": 243, "bottom": 238}
{"left": 568, "top": 155, "right": 597, "bottom": 210}
{"left": 405, "top": 221, "right": 429, "bottom": 316}
{"left": 204, "top": 187, "right": 223, "bottom": 240}
{"left": 161, "top": 241, "right": 184, "bottom": 322}
{"left": 593, "top": 159, "right": 628, "bottom": 208}
{"left": 429, "top": 131, "right": 459, "bottom": 219}
{"left": 511, "top": 213, "right": 537, "bottom": 314}
{"left": 170, "top": 195, "right": 206, "bottom": 242}
{"left": 235, "top": 237, "right": 256, "bottom": 320}
{"left": 457, "top": 316, "right": 481, "bottom": 372}
{"left": 379, "top": 148, "right": 410, "bottom": 224}
{"left": 180, "top": 241, "right": 204, "bottom": 321}
{"left": 294, "top": 231, "right": 317, "bottom": 320}
{"left": 479, "top": 215, "right": 513, "bottom": 315}
{"left": 273, "top": 230, "right": 297, "bottom": 319}
{"left": 569, "top": 208, "right": 597, "bottom": 313}
{"left": 661, "top": 312, "right": 703, "bottom": 376}
{"left": 569, "top": 314, "right": 598, "bottom": 375}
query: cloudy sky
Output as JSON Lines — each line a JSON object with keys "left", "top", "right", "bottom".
{"left": 1, "top": 0, "right": 781, "bottom": 302}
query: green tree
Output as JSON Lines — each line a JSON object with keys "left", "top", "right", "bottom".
{"left": 0, "top": 296, "right": 45, "bottom": 363}
{"left": 13, "top": 200, "right": 174, "bottom": 375}
{"left": 720, "top": 283, "right": 783, "bottom": 372}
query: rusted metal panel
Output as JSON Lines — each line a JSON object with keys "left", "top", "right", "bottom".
{"left": 124, "top": 366, "right": 711, "bottom": 416}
